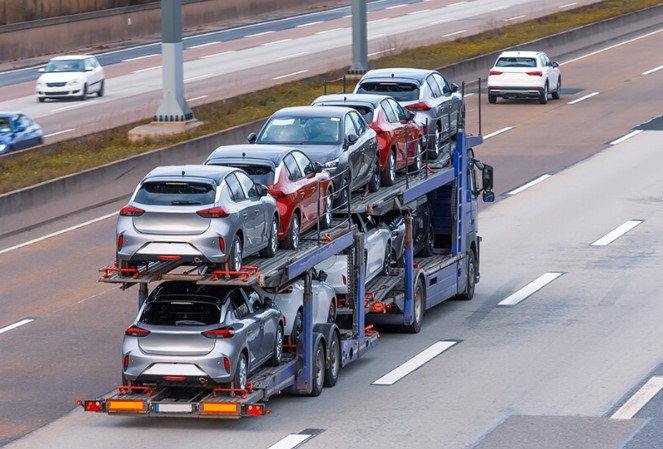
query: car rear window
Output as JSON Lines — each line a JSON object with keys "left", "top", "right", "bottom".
{"left": 134, "top": 181, "right": 216, "bottom": 206}
{"left": 228, "top": 164, "right": 275, "bottom": 186}
{"left": 496, "top": 57, "right": 537, "bottom": 68}
{"left": 355, "top": 82, "right": 420, "bottom": 102}
{"left": 140, "top": 296, "right": 222, "bottom": 326}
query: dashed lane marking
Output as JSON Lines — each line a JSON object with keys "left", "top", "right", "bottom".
{"left": 498, "top": 272, "right": 564, "bottom": 306}
{"left": 373, "top": 341, "right": 458, "bottom": 385}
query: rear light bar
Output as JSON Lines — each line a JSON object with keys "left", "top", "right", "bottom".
{"left": 526, "top": 71, "right": 543, "bottom": 77}
{"left": 197, "top": 208, "right": 229, "bottom": 218}
{"left": 158, "top": 255, "right": 181, "bottom": 261}
{"left": 107, "top": 399, "right": 146, "bottom": 412}
{"left": 125, "top": 325, "right": 150, "bottom": 337}
{"left": 201, "top": 402, "right": 240, "bottom": 415}
{"left": 119, "top": 206, "right": 145, "bottom": 216}
{"left": 202, "top": 326, "right": 235, "bottom": 338}
{"left": 405, "top": 102, "right": 431, "bottom": 111}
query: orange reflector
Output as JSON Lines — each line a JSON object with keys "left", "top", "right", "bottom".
{"left": 201, "top": 402, "right": 239, "bottom": 414}
{"left": 373, "top": 302, "right": 384, "bottom": 313}
{"left": 108, "top": 400, "right": 145, "bottom": 412}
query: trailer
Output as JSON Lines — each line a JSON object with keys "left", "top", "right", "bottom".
{"left": 79, "top": 122, "right": 493, "bottom": 418}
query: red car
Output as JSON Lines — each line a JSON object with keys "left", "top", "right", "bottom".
{"left": 312, "top": 93, "right": 424, "bottom": 186}
{"left": 205, "top": 144, "right": 334, "bottom": 251}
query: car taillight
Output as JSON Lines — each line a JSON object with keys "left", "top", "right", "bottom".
{"left": 117, "top": 234, "right": 124, "bottom": 250}
{"left": 197, "top": 208, "right": 228, "bottom": 218}
{"left": 489, "top": 70, "right": 503, "bottom": 76}
{"left": 342, "top": 274, "right": 347, "bottom": 285}
{"left": 125, "top": 326, "right": 150, "bottom": 337}
{"left": 526, "top": 71, "right": 543, "bottom": 77}
{"left": 203, "top": 327, "right": 235, "bottom": 338}
{"left": 119, "top": 206, "right": 145, "bottom": 216}
{"left": 405, "top": 102, "right": 431, "bottom": 111}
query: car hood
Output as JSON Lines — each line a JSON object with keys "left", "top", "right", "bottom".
{"left": 37, "top": 72, "right": 84, "bottom": 83}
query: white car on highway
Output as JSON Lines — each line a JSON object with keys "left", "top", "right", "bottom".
{"left": 36, "top": 55, "right": 105, "bottom": 102}
{"left": 487, "top": 50, "right": 561, "bottom": 104}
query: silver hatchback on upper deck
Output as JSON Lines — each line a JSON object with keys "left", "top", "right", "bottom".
{"left": 116, "top": 165, "right": 279, "bottom": 273}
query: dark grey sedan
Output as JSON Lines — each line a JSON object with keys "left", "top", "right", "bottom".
{"left": 122, "top": 281, "right": 284, "bottom": 390}
{"left": 249, "top": 106, "right": 380, "bottom": 207}
{"left": 116, "top": 165, "right": 279, "bottom": 273}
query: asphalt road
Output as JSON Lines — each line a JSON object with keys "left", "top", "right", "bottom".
{"left": 1, "top": 2, "right": 663, "bottom": 449}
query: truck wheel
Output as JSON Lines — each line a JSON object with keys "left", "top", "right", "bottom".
{"left": 268, "top": 324, "right": 284, "bottom": 366}
{"left": 457, "top": 250, "right": 476, "bottom": 301}
{"left": 404, "top": 277, "right": 425, "bottom": 333}
{"left": 309, "top": 339, "right": 325, "bottom": 396}
{"left": 233, "top": 353, "right": 248, "bottom": 390}
{"left": 324, "top": 332, "right": 341, "bottom": 388}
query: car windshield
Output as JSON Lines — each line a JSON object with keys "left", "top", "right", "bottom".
{"left": 134, "top": 181, "right": 216, "bottom": 206}
{"left": 0, "top": 118, "right": 11, "bottom": 133}
{"left": 139, "top": 295, "right": 223, "bottom": 326}
{"left": 45, "top": 59, "right": 85, "bottom": 72}
{"left": 496, "top": 57, "right": 537, "bottom": 68}
{"left": 356, "top": 82, "right": 420, "bottom": 102}
{"left": 258, "top": 116, "right": 341, "bottom": 145}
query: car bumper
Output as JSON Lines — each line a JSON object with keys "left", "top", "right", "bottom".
{"left": 36, "top": 87, "right": 84, "bottom": 98}
{"left": 488, "top": 86, "right": 544, "bottom": 98}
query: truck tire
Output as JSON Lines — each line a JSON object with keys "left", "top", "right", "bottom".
{"left": 268, "top": 324, "right": 284, "bottom": 366}
{"left": 456, "top": 250, "right": 476, "bottom": 301}
{"left": 324, "top": 332, "right": 341, "bottom": 388}
{"left": 309, "top": 339, "right": 325, "bottom": 396}
{"left": 404, "top": 277, "right": 425, "bottom": 333}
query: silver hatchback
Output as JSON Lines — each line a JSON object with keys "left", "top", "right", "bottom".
{"left": 122, "top": 281, "right": 284, "bottom": 390}
{"left": 116, "top": 165, "right": 279, "bottom": 272}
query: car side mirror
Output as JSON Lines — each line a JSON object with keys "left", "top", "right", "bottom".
{"left": 247, "top": 132, "right": 257, "bottom": 144}
{"left": 314, "top": 162, "right": 323, "bottom": 173}
{"left": 450, "top": 82, "right": 459, "bottom": 93}
{"left": 346, "top": 133, "right": 358, "bottom": 147}
{"left": 552, "top": 61, "right": 559, "bottom": 68}
{"left": 257, "top": 184, "right": 269, "bottom": 197}
{"left": 318, "top": 270, "right": 328, "bottom": 282}
{"left": 406, "top": 110, "right": 415, "bottom": 121}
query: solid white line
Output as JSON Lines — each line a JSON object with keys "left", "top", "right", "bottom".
{"left": 386, "top": 4, "right": 406, "bottom": 9}
{"left": 505, "top": 15, "right": 527, "bottom": 22}
{"left": 373, "top": 341, "right": 457, "bottom": 385}
{"left": 408, "top": 9, "right": 431, "bottom": 15}
{"left": 368, "top": 48, "right": 395, "bottom": 57}
{"left": 316, "top": 28, "right": 343, "bottom": 35}
{"left": 591, "top": 220, "right": 643, "bottom": 246}
{"left": 568, "top": 92, "right": 599, "bottom": 105}
{"left": 245, "top": 31, "right": 274, "bottom": 38}
{"left": 44, "top": 129, "right": 75, "bottom": 138}
{"left": 448, "top": 2, "right": 467, "bottom": 6}
{"left": 188, "top": 41, "right": 220, "bottom": 49}
{"left": 562, "top": 28, "right": 663, "bottom": 65}
{"left": 184, "top": 74, "right": 214, "bottom": 82}
{"left": 53, "top": 103, "right": 94, "bottom": 112}
{"left": 296, "top": 21, "right": 322, "bottom": 28}
{"left": 431, "top": 18, "right": 452, "bottom": 25}
{"left": 483, "top": 127, "right": 513, "bottom": 139}
{"left": 273, "top": 70, "right": 309, "bottom": 80}
{"left": 0, "top": 319, "right": 34, "bottom": 335}
{"left": 277, "top": 52, "right": 310, "bottom": 61}
{"left": 559, "top": 2, "right": 578, "bottom": 9}
{"left": 369, "top": 33, "right": 387, "bottom": 40}
{"left": 611, "top": 376, "right": 663, "bottom": 419}
{"left": 267, "top": 434, "right": 314, "bottom": 449}
{"left": 490, "top": 6, "right": 509, "bottom": 11}
{"left": 188, "top": 95, "right": 208, "bottom": 101}
{"left": 368, "top": 18, "right": 388, "bottom": 25}
{"left": 610, "top": 130, "right": 643, "bottom": 145}
{"left": 122, "top": 54, "right": 158, "bottom": 62}
{"left": 642, "top": 65, "right": 663, "bottom": 75}
{"left": 132, "top": 66, "right": 161, "bottom": 73}
{"left": 262, "top": 39, "right": 293, "bottom": 46}
{"left": 0, "top": 212, "right": 117, "bottom": 256}
{"left": 507, "top": 174, "right": 551, "bottom": 195}
{"left": 498, "top": 272, "right": 564, "bottom": 306}
{"left": 442, "top": 30, "right": 467, "bottom": 38}
{"left": 200, "top": 50, "right": 235, "bottom": 59}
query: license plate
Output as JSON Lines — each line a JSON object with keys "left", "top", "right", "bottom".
{"left": 155, "top": 403, "right": 193, "bottom": 413}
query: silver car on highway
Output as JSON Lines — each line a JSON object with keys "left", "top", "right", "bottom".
{"left": 116, "top": 165, "right": 279, "bottom": 273}
{"left": 122, "top": 281, "right": 284, "bottom": 390}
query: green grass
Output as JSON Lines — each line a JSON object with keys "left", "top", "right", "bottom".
{"left": 1, "top": 0, "right": 660, "bottom": 194}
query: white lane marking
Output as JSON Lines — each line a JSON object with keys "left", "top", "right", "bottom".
{"left": 612, "top": 377, "right": 663, "bottom": 419}
{"left": 610, "top": 130, "right": 643, "bottom": 145}
{"left": 408, "top": 9, "right": 431, "bottom": 15}
{"left": 200, "top": 50, "right": 235, "bottom": 59}
{"left": 642, "top": 65, "right": 663, "bottom": 75}
{"left": 316, "top": 28, "right": 344, "bottom": 35}
{"left": 277, "top": 51, "right": 310, "bottom": 61}
{"left": 431, "top": 18, "right": 452, "bottom": 25}
{"left": 490, "top": 6, "right": 509, "bottom": 11}
{"left": 0, "top": 211, "right": 117, "bottom": 256}
{"left": 44, "top": 128, "right": 75, "bottom": 138}
{"left": 368, "top": 18, "right": 388, "bottom": 25}
{"left": 448, "top": 2, "right": 468, "bottom": 6}
{"left": 568, "top": 92, "right": 599, "bottom": 105}
{"left": 184, "top": 74, "right": 214, "bottom": 82}
{"left": 386, "top": 4, "right": 406, "bottom": 9}
{"left": 262, "top": 38, "right": 293, "bottom": 46}
{"left": 559, "top": 2, "right": 578, "bottom": 8}
{"left": 122, "top": 54, "right": 158, "bottom": 62}
{"left": 245, "top": 31, "right": 274, "bottom": 38}
{"left": 483, "top": 126, "right": 513, "bottom": 139}
{"left": 373, "top": 341, "right": 457, "bottom": 385}
{"left": 368, "top": 48, "right": 395, "bottom": 57}
{"left": 273, "top": 70, "right": 309, "bottom": 80}
{"left": 188, "top": 41, "right": 220, "bottom": 49}
{"left": 562, "top": 28, "right": 663, "bottom": 65}
{"left": 188, "top": 95, "right": 208, "bottom": 101}
{"left": 132, "top": 66, "right": 161, "bottom": 73}
{"left": 296, "top": 21, "right": 322, "bottom": 28}
{"left": 442, "top": 30, "right": 467, "bottom": 38}
{"left": 505, "top": 15, "right": 527, "bottom": 22}
{"left": 591, "top": 220, "right": 643, "bottom": 246}
{"left": 507, "top": 174, "right": 551, "bottom": 195}
{"left": 369, "top": 33, "right": 387, "bottom": 40}
{"left": 267, "top": 433, "right": 315, "bottom": 449}
{"left": 53, "top": 103, "right": 95, "bottom": 112}
{"left": 498, "top": 272, "right": 564, "bottom": 306}
{"left": 0, "top": 318, "right": 34, "bottom": 335}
